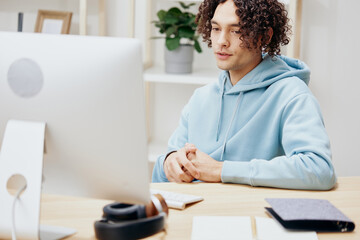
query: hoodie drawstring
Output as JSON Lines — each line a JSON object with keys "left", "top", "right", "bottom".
{"left": 216, "top": 90, "right": 224, "bottom": 142}
{"left": 220, "top": 92, "right": 243, "bottom": 161}
{"left": 216, "top": 76, "right": 226, "bottom": 142}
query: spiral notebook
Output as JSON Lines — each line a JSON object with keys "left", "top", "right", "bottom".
{"left": 265, "top": 198, "right": 355, "bottom": 232}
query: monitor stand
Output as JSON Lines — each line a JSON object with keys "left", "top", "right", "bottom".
{"left": 0, "top": 120, "right": 76, "bottom": 240}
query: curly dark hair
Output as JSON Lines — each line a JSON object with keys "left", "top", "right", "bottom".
{"left": 196, "top": 0, "right": 291, "bottom": 56}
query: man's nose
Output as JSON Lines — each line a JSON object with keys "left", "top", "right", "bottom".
{"left": 217, "top": 31, "right": 229, "bottom": 48}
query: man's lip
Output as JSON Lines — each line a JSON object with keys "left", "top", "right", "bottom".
{"left": 216, "top": 52, "right": 232, "bottom": 60}
{"left": 216, "top": 52, "right": 232, "bottom": 56}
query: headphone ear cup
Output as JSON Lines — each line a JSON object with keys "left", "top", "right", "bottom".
{"left": 102, "top": 203, "right": 146, "bottom": 221}
{"left": 94, "top": 213, "right": 165, "bottom": 240}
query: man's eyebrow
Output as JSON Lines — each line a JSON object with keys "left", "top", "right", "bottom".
{"left": 210, "top": 20, "right": 240, "bottom": 27}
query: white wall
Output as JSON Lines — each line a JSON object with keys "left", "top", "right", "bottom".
{"left": 301, "top": 0, "right": 360, "bottom": 176}
{"left": 0, "top": 0, "right": 131, "bottom": 37}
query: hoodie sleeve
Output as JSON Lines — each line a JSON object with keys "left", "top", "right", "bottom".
{"left": 221, "top": 93, "right": 337, "bottom": 190}
{"left": 151, "top": 103, "right": 191, "bottom": 182}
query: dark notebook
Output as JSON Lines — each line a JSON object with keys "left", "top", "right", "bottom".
{"left": 265, "top": 198, "right": 355, "bottom": 232}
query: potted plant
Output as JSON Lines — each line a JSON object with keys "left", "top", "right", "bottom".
{"left": 152, "top": 1, "right": 202, "bottom": 74}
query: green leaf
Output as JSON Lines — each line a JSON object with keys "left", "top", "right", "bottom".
{"left": 166, "top": 37, "right": 180, "bottom": 51}
{"left": 183, "top": 16, "right": 195, "bottom": 25}
{"left": 165, "top": 26, "right": 177, "bottom": 37}
{"left": 179, "top": 2, "right": 196, "bottom": 9}
{"left": 178, "top": 27, "right": 195, "bottom": 39}
{"left": 153, "top": 22, "right": 166, "bottom": 33}
{"left": 154, "top": 22, "right": 163, "bottom": 28}
{"left": 157, "top": 10, "right": 166, "bottom": 21}
{"left": 164, "top": 16, "right": 178, "bottom": 25}
{"left": 194, "top": 39, "right": 202, "bottom": 53}
{"left": 168, "top": 7, "right": 182, "bottom": 16}
{"left": 150, "top": 36, "right": 165, "bottom": 40}
{"left": 164, "top": 9, "right": 181, "bottom": 25}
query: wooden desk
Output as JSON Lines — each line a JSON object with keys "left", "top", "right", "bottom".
{"left": 40, "top": 177, "right": 360, "bottom": 239}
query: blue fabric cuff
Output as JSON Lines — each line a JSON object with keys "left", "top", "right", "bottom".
{"left": 221, "top": 161, "right": 253, "bottom": 185}
{"left": 152, "top": 154, "right": 169, "bottom": 182}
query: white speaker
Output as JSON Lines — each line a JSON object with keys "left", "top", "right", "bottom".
{"left": 7, "top": 58, "right": 44, "bottom": 98}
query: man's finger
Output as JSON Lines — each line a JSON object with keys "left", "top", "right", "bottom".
{"left": 187, "top": 152, "right": 196, "bottom": 160}
{"left": 169, "top": 154, "right": 193, "bottom": 182}
{"left": 185, "top": 143, "right": 197, "bottom": 152}
{"left": 178, "top": 170, "right": 194, "bottom": 182}
{"left": 177, "top": 149, "right": 199, "bottom": 179}
{"left": 164, "top": 155, "right": 185, "bottom": 182}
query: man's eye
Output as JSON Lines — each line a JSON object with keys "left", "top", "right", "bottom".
{"left": 232, "top": 30, "right": 241, "bottom": 34}
{"left": 212, "top": 27, "right": 220, "bottom": 31}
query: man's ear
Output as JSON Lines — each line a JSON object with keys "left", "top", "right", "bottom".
{"left": 257, "top": 27, "right": 273, "bottom": 49}
{"left": 266, "top": 27, "right": 273, "bottom": 44}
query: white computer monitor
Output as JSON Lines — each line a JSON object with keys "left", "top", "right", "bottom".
{"left": 0, "top": 32, "right": 150, "bottom": 204}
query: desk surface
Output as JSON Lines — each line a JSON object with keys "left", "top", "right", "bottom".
{"left": 41, "top": 177, "right": 360, "bottom": 239}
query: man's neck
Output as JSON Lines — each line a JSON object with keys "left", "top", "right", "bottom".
{"left": 229, "top": 56, "right": 263, "bottom": 86}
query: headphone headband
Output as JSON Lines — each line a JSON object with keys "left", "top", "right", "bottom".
{"left": 94, "top": 195, "right": 168, "bottom": 240}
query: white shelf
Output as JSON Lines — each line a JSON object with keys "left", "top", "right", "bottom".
{"left": 148, "top": 140, "right": 168, "bottom": 163}
{"left": 144, "top": 66, "right": 219, "bottom": 85}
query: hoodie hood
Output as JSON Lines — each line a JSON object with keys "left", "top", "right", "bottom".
{"left": 218, "top": 54, "right": 311, "bottom": 94}
{"left": 216, "top": 54, "right": 311, "bottom": 160}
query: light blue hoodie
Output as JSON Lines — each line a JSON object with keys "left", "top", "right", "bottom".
{"left": 152, "top": 54, "right": 336, "bottom": 190}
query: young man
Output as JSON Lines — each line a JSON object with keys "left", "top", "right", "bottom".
{"left": 152, "top": 0, "right": 336, "bottom": 190}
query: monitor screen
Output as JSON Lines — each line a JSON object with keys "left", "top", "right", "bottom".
{"left": 0, "top": 32, "right": 150, "bottom": 204}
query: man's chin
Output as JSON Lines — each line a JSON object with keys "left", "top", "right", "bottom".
{"left": 216, "top": 63, "right": 230, "bottom": 71}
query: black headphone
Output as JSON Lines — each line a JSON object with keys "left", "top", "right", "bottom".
{"left": 94, "top": 195, "right": 168, "bottom": 240}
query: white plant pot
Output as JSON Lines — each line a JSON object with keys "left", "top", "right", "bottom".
{"left": 164, "top": 44, "right": 194, "bottom": 74}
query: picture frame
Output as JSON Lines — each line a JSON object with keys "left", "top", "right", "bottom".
{"left": 35, "top": 10, "right": 72, "bottom": 34}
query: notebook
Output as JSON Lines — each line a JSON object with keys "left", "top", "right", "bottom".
{"left": 191, "top": 216, "right": 252, "bottom": 240}
{"left": 255, "top": 217, "right": 318, "bottom": 240}
{"left": 191, "top": 216, "right": 318, "bottom": 240}
{"left": 265, "top": 198, "right": 355, "bottom": 232}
